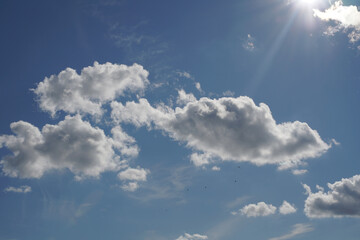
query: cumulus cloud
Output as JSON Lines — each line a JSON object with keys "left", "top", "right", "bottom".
{"left": 268, "top": 223, "right": 313, "bottom": 240}
{"left": 303, "top": 174, "right": 360, "bottom": 218}
{"left": 176, "top": 89, "right": 197, "bottom": 106}
{"left": 4, "top": 185, "right": 32, "bottom": 193}
{"left": 176, "top": 233, "right": 208, "bottom": 240}
{"left": 0, "top": 115, "right": 138, "bottom": 179}
{"left": 279, "top": 201, "right": 297, "bottom": 215}
{"left": 33, "top": 61, "right": 149, "bottom": 116}
{"left": 118, "top": 167, "right": 149, "bottom": 181}
{"left": 117, "top": 167, "right": 149, "bottom": 192}
{"left": 111, "top": 96, "right": 330, "bottom": 170}
{"left": 239, "top": 202, "right": 277, "bottom": 217}
{"left": 313, "top": 1, "right": 360, "bottom": 46}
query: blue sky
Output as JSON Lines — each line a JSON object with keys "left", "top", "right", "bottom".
{"left": 0, "top": 0, "right": 360, "bottom": 239}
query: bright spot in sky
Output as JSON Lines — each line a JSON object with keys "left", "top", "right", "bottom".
{"left": 298, "top": 0, "right": 317, "bottom": 6}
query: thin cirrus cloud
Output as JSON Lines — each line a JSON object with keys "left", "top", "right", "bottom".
{"left": 268, "top": 223, "right": 314, "bottom": 240}
{"left": 4, "top": 185, "right": 32, "bottom": 193}
{"left": 303, "top": 174, "right": 360, "bottom": 218}
{"left": 111, "top": 92, "right": 331, "bottom": 171}
{"left": 33, "top": 61, "right": 149, "bottom": 116}
{"left": 313, "top": 1, "right": 360, "bottom": 47}
{"left": 175, "top": 233, "right": 208, "bottom": 240}
{"left": 0, "top": 115, "right": 140, "bottom": 180}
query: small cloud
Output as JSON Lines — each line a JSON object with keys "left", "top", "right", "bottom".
{"left": 195, "top": 82, "right": 203, "bottom": 93}
{"left": 243, "top": 34, "right": 256, "bottom": 51}
{"left": 211, "top": 166, "right": 221, "bottom": 171}
{"left": 121, "top": 182, "right": 139, "bottom": 192}
{"left": 292, "top": 169, "right": 308, "bottom": 175}
{"left": 4, "top": 185, "right": 32, "bottom": 193}
{"left": 222, "top": 90, "right": 235, "bottom": 97}
{"left": 239, "top": 202, "right": 277, "bottom": 217}
{"left": 117, "top": 167, "right": 150, "bottom": 192}
{"left": 279, "top": 201, "right": 297, "bottom": 215}
{"left": 176, "top": 233, "right": 208, "bottom": 240}
{"left": 176, "top": 71, "right": 193, "bottom": 79}
{"left": 268, "top": 223, "right": 313, "bottom": 240}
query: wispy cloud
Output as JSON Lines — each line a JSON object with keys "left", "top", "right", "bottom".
{"left": 268, "top": 223, "right": 313, "bottom": 240}
{"left": 4, "top": 185, "right": 32, "bottom": 194}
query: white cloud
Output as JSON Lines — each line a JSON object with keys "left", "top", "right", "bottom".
{"left": 33, "top": 61, "right": 149, "bottom": 116}
{"left": 111, "top": 96, "right": 331, "bottom": 170}
{"left": 118, "top": 167, "right": 149, "bottom": 192}
{"left": 279, "top": 201, "right": 297, "bottom": 215}
{"left": 195, "top": 82, "right": 202, "bottom": 93}
{"left": 176, "top": 233, "right": 208, "bottom": 240}
{"left": 118, "top": 167, "right": 149, "bottom": 181}
{"left": 176, "top": 89, "right": 197, "bottom": 106}
{"left": 239, "top": 202, "right": 277, "bottom": 217}
{"left": 268, "top": 223, "right": 313, "bottom": 240}
{"left": 304, "top": 174, "right": 360, "bottom": 218}
{"left": 211, "top": 166, "right": 220, "bottom": 171}
{"left": 0, "top": 115, "right": 137, "bottom": 179}
{"left": 292, "top": 169, "right": 308, "bottom": 175}
{"left": 313, "top": 1, "right": 360, "bottom": 45}
{"left": 4, "top": 185, "right": 32, "bottom": 193}
{"left": 120, "top": 182, "right": 139, "bottom": 192}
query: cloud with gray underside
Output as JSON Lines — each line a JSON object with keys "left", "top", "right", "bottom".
{"left": 304, "top": 174, "right": 360, "bottom": 218}
{"left": 111, "top": 92, "right": 331, "bottom": 170}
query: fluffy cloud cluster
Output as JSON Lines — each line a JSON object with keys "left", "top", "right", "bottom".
{"left": 0, "top": 115, "right": 139, "bottom": 179}
{"left": 303, "top": 174, "right": 360, "bottom": 218}
{"left": 240, "top": 202, "right": 277, "bottom": 217}
{"left": 176, "top": 233, "right": 208, "bottom": 240}
{"left": 4, "top": 185, "right": 32, "bottom": 193}
{"left": 33, "top": 62, "right": 149, "bottom": 116}
{"left": 313, "top": 1, "right": 360, "bottom": 46}
{"left": 234, "top": 201, "right": 296, "bottom": 217}
{"left": 111, "top": 95, "right": 330, "bottom": 170}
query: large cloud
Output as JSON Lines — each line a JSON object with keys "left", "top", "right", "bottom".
{"left": 111, "top": 95, "right": 331, "bottom": 169}
{"left": 313, "top": 1, "right": 360, "bottom": 45}
{"left": 176, "top": 233, "right": 208, "bottom": 240}
{"left": 33, "top": 62, "right": 149, "bottom": 116}
{"left": 303, "top": 174, "right": 360, "bottom": 218}
{"left": 0, "top": 115, "right": 139, "bottom": 179}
